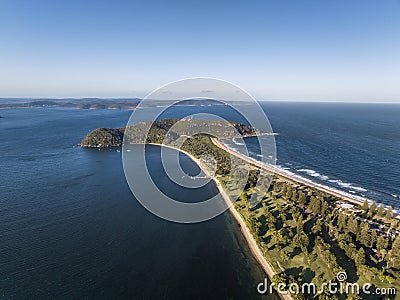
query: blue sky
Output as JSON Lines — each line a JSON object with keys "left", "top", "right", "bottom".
{"left": 0, "top": 0, "right": 399, "bottom": 101}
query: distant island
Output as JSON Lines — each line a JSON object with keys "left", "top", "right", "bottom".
{"left": 0, "top": 98, "right": 237, "bottom": 110}
{"left": 81, "top": 119, "right": 400, "bottom": 299}
{"left": 0, "top": 98, "right": 140, "bottom": 110}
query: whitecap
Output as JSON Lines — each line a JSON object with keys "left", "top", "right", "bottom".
{"left": 221, "top": 142, "right": 373, "bottom": 204}
{"left": 351, "top": 186, "right": 368, "bottom": 192}
{"left": 232, "top": 138, "right": 245, "bottom": 146}
{"left": 298, "top": 169, "right": 321, "bottom": 178}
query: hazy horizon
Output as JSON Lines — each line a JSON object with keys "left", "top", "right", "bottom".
{"left": 1, "top": 96, "right": 400, "bottom": 104}
{"left": 1, "top": 0, "right": 400, "bottom": 102}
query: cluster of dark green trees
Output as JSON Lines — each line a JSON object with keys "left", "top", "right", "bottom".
{"left": 178, "top": 134, "right": 400, "bottom": 298}
{"left": 80, "top": 127, "right": 125, "bottom": 147}
{"left": 237, "top": 178, "right": 400, "bottom": 299}
{"left": 336, "top": 211, "right": 400, "bottom": 273}
{"left": 81, "top": 118, "right": 258, "bottom": 148}
{"left": 361, "top": 199, "right": 394, "bottom": 219}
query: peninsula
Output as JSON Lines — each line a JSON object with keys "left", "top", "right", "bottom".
{"left": 81, "top": 119, "right": 400, "bottom": 299}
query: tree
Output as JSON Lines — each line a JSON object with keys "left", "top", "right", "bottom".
{"left": 292, "top": 210, "right": 301, "bottom": 221}
{"left": 293, "top": 232, "right": 309, "bottom": 250}
{"left": 338, "top": 233, "right": 356, "bottom": 257}
{"left": 292, "top": 190, "right": 299, "bottom": 202}
{"left": 296, "top": 215, "right": 304, "bottom": 234}
{"left": 298, "top": 192, "right": 307, "bottom": 207}
{"left": 389, "top": 236, "right": 400, "bottom": 268}
{"left": 368, "top": 201, "right": 377, "bottom": 217}
{"left": 276, "top": 203, "right": 284, "bottom": 214}
{"left": 355, "top": 247, "right": 366, "bottom": 265}
{"left": 240, "top": 192, "right": 247, "bottom": 203}
{"left": 281, "top": 185, "right": 287, "bottom": 197}
{"left": 387, "top": 206, "right": 394, "bottom": 219}
{"left": 377, "top": 204, "right": 385, "bottom": 217}
{"left": 292, "top": 234, "right": 302, "bottom": 249}
{"left": 338, "top": 213, "right": 347, "bottom": 231}
{"left": 321, "top": 200, "right": 329, "bottom": 217}
{"left": 280, "top": 212, "right": 287, "bottom": 223}
{"left": 272, "top": 230, "right": 284, "bottom": 246}
{"left": 273, "top": 183, "right": 280, "bottom": 193}
{"left": 251, "top": 216, "right": 263, "bottom": 236}
{"left": 286, "top": 188, "right": 293, "bottom": 200}
{"left": 309, "top": 196, "right": 321, "bottom": 215}
{"left": 280, "top": 249, "right": 290, "bottom": 262}
{"left": 361, "top": 199, "right": 369, "bottom": 211}
{"left": 359, "top": 222, "right": 372, "bottom": 247}
{"left": 393, "top": 236, "right": 400, "bottom": 250}
{"left": 265, "top": 209, "right": 276, "bottom": 225}
{"left": 301, "top": 234, "right": 310, "bottom": 249}
{"left": 378, "top": 249, "right": 387, "bottom": 262}
{"left": 312, "top": 219, "right": 322, "bottom": 234}
{"left": 347, "top": 216, "right": 359, "bottom": 235}
{"left": 370, "top": 230, "right": 377, "bottom": 248}
{"left": 376, "top": 235, "right": 388, "bottom": 253}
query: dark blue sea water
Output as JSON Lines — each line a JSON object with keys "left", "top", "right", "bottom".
{"left": 0, "top": 107, "right": 272, "bottom": 299}
{"left": 0, "top": 102, "right": 399, "bottom": 297}
{"left": 263, "top": 102, "right": 400, "bottom": 210}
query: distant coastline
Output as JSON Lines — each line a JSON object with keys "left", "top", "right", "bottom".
{"left": 0, "top": 98, "right": 240, "bottom": 110}
{"left": 0, "top": 98, "right": 139, "bottom": 110}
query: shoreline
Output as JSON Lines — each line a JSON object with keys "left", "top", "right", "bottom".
{"left": 148, "top": 142, "right": 292, "bottom": 300}
{"left": 213, "top": 137, "right": 400, "bottom": 220}
{"left": 212, "top": 138, "right": 368, "bottom": 207}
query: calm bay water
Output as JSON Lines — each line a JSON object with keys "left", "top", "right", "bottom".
{"left": 0, "top": 102, "right": 399, "bottom": 297}
{"left": 0, "top": 108, "right": 272, "bottom": 299}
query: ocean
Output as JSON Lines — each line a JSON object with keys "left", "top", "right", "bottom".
{"left": 0, "top": 102, "right": 399, "bottom": 297}
{"left": 0, "top": 107, "right": 274, "bottom": 299}
{"left": 259, "top": 102, "right": 400, "bottom": 209}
